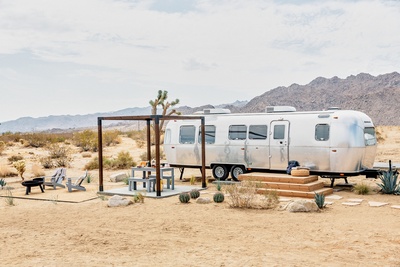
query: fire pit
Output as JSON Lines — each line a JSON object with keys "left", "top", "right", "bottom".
{"left": 21, "top": 178, "right": 45, "bottom": 195}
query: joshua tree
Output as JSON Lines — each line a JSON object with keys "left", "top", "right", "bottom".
{"left": 149, "top": 90, "right": 180, "bottom": 134}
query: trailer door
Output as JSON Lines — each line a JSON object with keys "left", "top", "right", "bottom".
{"left": 269, "top": 120, "right": 289, "bottom": 170}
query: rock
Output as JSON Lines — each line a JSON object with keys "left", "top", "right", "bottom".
{"left": 110, "top": 172, "right": 128, "bottom": 182}
{"left": 107, "top": 195, "right": 133, "bottom": 207}
{"left": 196, "top": 197, "right": 211, "bottom": 204}
{"left": 286, "top": 199, "right": 319, "bottom": 212}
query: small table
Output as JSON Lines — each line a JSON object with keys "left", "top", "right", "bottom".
{"left": 131, "top": 167, "right": 175, "bottom": 190}
{"left": 21, "top": 178, "right": 44, "bottom": 195}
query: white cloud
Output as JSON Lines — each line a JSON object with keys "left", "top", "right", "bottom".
{"left": 0, "top": 0, "right": 399, "bottom": 122}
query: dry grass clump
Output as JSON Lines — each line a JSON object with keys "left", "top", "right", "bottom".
{"left": 81, "top": 152, "right": 92, "bottom": 158}
{"left": 0, "top": 141, "right": 5, "bottom": 155}
{"left": 84, "top": 151, "right": 136, "bottom": 170}
{"left": 224, "top": 180, "right": 279, "bottom": 209}
{"left": 353, "top": 183, "right": 371, "bottom": 195}
{"left": 40, "top": 143, "right": 72, "bottom": 168}
{"left": 31, "top": 164, "right": 45, "bottom": 177}
{"left": 0, "top": 165, "right": 17, "bottom": 177}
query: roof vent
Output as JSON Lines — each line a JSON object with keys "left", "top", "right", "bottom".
{"left": 265, "top": 106, "right": 296, "bottom": 113}
{"left": 194, "top": 108, "right": 231, "bottom": 115}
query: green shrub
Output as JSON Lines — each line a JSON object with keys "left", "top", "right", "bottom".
{"left": 103, "top": 130, "right": 121, "bottom": 146}
{"left": 111, "top": 151, "right": 135, "bottom": 169}
{"left": 73, "top": 130, "right": 98, "bottom": 152}
{"left": 314, "top": 192, "right": 326, "bottom": 209}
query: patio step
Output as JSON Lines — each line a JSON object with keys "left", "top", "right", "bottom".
{"left": 238, "top": 172, "right": 333, "bottom": 198}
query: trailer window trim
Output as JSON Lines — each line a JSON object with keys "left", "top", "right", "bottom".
{"left": 229, "top": 125, "right": 247, "bottom": 140}
{"left": 273, "top": 125, "right": 285, "bottom": 139}
{"left": 198, "top": 125, "right": 216, "bottom": 144}
{"left": 315, "top": 124, "right": 330, "bottom": 141}
{"left": 179, "top": 125, "right": 196, "bottom": 144}
{"left": 249, "top": 125, "right": 268, "bottom": 140}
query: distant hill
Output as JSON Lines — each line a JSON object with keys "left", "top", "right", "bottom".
{"left": 240, "top": 72, "right": 400, "bottom": 125}
{"left": 0, "top": 72, "right": 399, "bottom": 133}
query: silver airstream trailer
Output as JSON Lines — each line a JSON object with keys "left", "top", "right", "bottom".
{"left": 163, "top": 107, "right": 377, "bottom": 181}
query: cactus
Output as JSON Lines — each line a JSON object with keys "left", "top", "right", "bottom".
{"left": 213, "top": 192, "right": 225, "bottom": 203}
{"left": 190, "top": 189, "right": 200, "bottom": 199}
{"left": 314, "top": 192, "right": 326, "bottom": 209}
{"left": 377, "top": 160, "right": 400, "bottom": 195}
{"left": 179, "top": 192, "right": 190, "bottom": 203}
{"left": 0, "top": 178, "right": 6, "bottom": 187}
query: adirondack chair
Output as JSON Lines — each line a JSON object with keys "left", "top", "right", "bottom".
{"left": 66, "top": 170, "right": 88, "bottom": 192}
{"left": 43, "top": 168, "right": 66, "bottom": 190}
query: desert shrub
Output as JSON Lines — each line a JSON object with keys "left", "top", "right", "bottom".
{"left": 40, "top": 156, "right": 54, "bottom": 169}
{"left": 353, "top": 183, "right": 371, "bottom": 195}
{"left": 224, "top": 180, "right": 278, "bottom": 209}
{"left": 0, "top": 141, "right": 5, "bottom": 154}
{"left": 110, "top": 151, "right": 136, "bottom": 169}
{"left": 31, "top": 164, "right": 45, "bottom": 177}
{"left": 81, "top": 152, "right": 92, "bottom": 158}
{"left": 73, "top": 130, "right": 98, "bottom": 152}
{"left": 22, "top": 133, "right": 49, "bottom": 148}
{"left": 0, "top": 165, "right": 18, "bottom": 177}
{"left": 133, "top": 192, "right": 145, "bottom": 203}
{"left": 0, "top": 132, "right": 23, "bottom": 143}
{"left": 12, "top": 160, "right": 26, "bottom": 180}
{"left": 44, "top": 144, "right": 72, "bottom": 167}
{"left": 103, "top": 130, "right": 121, "bottom": 146}
{"left": 8, "top": 155, "right": 23, "bottom": 164}
{"left": 84, "top": 156, "right": 112, "bottom": 170}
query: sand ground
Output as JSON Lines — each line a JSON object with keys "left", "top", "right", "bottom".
{"left": 0, "top": 126, "right": 400, "bottom": 267}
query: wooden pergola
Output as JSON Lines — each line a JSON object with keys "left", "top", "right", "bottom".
{"left": 97, "top": 115, "right": 206, "bottom": 197}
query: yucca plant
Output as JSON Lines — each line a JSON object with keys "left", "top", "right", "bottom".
{"left": 314, "top": 192, "right": 326, "bottom": 209}
{"left": 377, "top": 160, "right": 400, "bottom": 195}
{"left": 0, "top": 178, "right": 6, "bottom": 188}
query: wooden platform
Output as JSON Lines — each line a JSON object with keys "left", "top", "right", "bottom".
{"left": 238, "top": 172, "right": 333, "bottom": 198}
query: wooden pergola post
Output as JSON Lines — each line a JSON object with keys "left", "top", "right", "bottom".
{"left": 97, "top": 115, "right": 206, "bottom": 195}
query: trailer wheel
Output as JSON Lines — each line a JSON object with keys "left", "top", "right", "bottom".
{"left": 230, "top": 165, "right": 245, "bottom": 181}
{"left": 212, "top": 165, "right": 229, "bottom": 180}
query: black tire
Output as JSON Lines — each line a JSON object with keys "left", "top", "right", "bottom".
{"left": 212, "top": 165, "right": 229, "bottom": 180}
{"left": 230, "top": 165, "right": 245, "bottom": 181}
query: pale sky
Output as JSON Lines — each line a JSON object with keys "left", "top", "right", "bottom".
{"left": 1, "top": 0, "right": 399, "bottom": 122}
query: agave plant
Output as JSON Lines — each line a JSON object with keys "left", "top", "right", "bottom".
{"left": 314, "top": 192, "right": 326, "bottom": 209}
{"left": 377, "top": 160, "right": 400, "bottom": 195}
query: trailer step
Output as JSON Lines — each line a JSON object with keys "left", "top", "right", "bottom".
{"left": 238, "top": 172, "right": 333, "bottom": 198}
{"left": 257, "top": 187, "right": 334, "bottom": 199}
{"left": 257, "top": 180, "right": 325, "bottom": 192}
{"left": 238, "top": 172, "right": 318, "bottom": 184}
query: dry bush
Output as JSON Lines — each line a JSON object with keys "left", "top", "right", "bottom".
{"left": 8, "top": 155, "right": 24, "bottom": 164}
{"left": 375, "top": 126, "right": 386, "bottom": 143}
{"left": 31, "top": 164, "right": 45, "bottom": 177}
{"left": 81, "top": 152, "right": 92, "bottom": 158}
{"left": 0, "top": 165, "right": 17, "bottom": 177}
{"left": 224, "top": 180, "right": 279, "bottom": 209}
{"left": 139, "top": 147, "right": 165, "bottom": 161}
{"left": 73, "top": 130, "right": 98, "bottom": 152}
{"left": 103, "top": 130, "right": 122, "bottom": 146}
{"left": 46, "top": 143, "right": 72, "bottom": 167}
{"left": 0, "top": 141, "right": 5, "bottom": 155}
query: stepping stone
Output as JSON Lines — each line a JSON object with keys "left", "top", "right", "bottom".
{"left": 342, "top": 202, "right": 361, "bottom": 206}
{"left": 325, "top": 195, "right": 343, "bottom": 200}
{"left": 368, "top": 201, "right": 388, "bottom": 207}
{"left": 391, "top": 205, "right": 400, "bottom": 209}
{"left": 347, "top": 198, "right": 363, "bottom": 203}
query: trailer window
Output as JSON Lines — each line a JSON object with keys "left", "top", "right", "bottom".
{"left": 273, "top": 125, "right": 285, "bottom": 139}
{"left": 364, "top": 127, "right": 377, "bottom": 146}
{"left": 315, "top": 124, "right": 329, "bottom": 141}
{"left": 199, "top": 125, "right": 216, "bottom": 144}
{"left": 229, "top": 125, "right": 247, "bottom": 140}
{"left": 249, "top": 125, "right": 268, "bottom": 140}
{"left": 179, "top": 125, "right": 195, "bottom": 144}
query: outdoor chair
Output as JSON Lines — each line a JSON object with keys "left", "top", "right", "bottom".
{"left": 43, "top": 168, "right": 66, "bottom": 190}
{"left": 66, "top": 170, "right": 88, "bottom": 192}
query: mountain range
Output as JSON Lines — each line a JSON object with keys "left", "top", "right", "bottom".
{"left": 1, "top": 72, "right": 399, "bottom": 133}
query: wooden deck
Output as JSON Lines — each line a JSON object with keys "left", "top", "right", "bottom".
{"left": 238, "top": 172, "right": 333, "bottom": 198}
